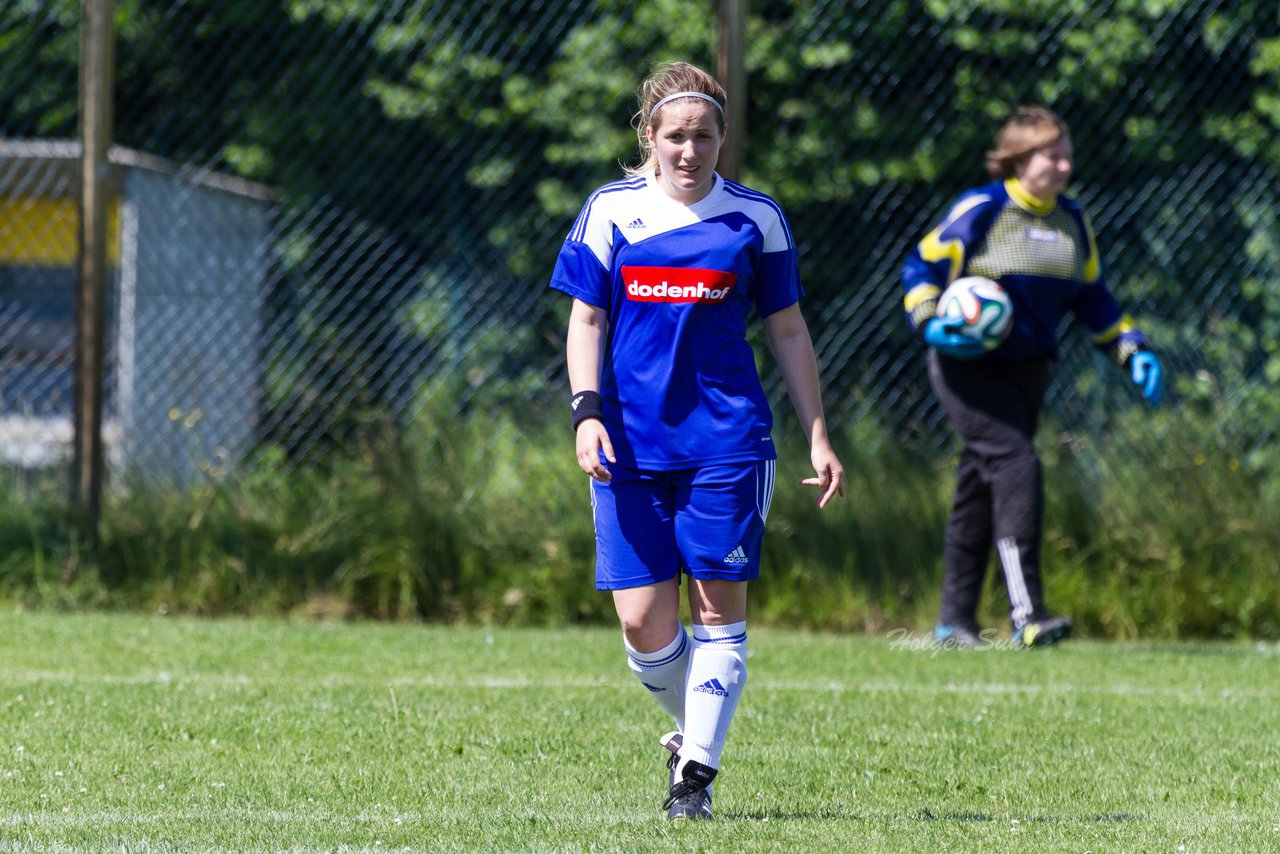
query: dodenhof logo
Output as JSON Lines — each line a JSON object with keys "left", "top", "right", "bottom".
{"left": 622, "top": 266, "right": 737, "bottom": 303}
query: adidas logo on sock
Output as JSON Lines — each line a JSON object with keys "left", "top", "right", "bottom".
{"left": 693, "top": 678, "right": 729, "bottom": 697}
{"left": 641, "top": 682, "right": 667, "bottom": 693}
{"left": 722, "top": 545, "right": 748, "bottom": 565}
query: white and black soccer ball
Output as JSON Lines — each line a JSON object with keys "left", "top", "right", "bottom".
{"left": 936, "top": 276, "right": 1013, "bottom": 351}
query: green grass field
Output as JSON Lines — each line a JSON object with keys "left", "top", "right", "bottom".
{"left": 1, "top": 610, "right": 1277, "bottom": 852}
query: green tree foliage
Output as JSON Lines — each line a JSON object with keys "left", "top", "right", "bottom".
{"left": 4, "top": 1, "right": 1280, "bottom": 631}
{"left": 0, "top": 2, "right": 80, "bottom": 137}
{"left": 1, "top": 1, "right": 1276, "bottom": 459}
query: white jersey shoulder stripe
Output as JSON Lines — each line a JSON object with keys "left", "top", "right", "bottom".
{"left": 570, "top": 177, "right": 647, "bottom": 243}
{"left": 721, "top": 179, "right": 794, "bottom": 251}
{"left": 721, "top": 178, "right": 780, "bottom": 207}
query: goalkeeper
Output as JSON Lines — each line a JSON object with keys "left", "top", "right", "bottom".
{"left": 900, "top": 105, "right": 1165, "bottom": 649}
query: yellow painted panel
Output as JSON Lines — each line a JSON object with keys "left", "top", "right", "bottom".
{"left": 0, "top": 197, "right": 120, "bottom": 267}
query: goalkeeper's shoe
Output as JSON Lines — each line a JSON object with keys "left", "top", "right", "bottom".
{"left": 1012, "top": 616, "right": 1073, "bottom": 648}
{"left": 934, "top": 622, "right": 984, "bottom": 648}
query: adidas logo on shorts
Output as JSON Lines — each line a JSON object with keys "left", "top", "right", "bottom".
{"left": 722, "top": 545, "right": 748, "bottom": 565}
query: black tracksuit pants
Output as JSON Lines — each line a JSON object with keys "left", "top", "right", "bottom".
{"left": 928, "top": 349, "right": 1053, "bottom": 630}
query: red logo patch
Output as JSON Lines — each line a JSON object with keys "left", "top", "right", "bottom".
{"left": 622, "top": 266, "right": 737, "bottom": 303}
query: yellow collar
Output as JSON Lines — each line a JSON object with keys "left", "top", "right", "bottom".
{"left": 1005, "top": 178, "right": 1057, "bottom": 215}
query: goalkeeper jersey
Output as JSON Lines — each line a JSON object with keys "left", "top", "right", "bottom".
{"left": 901, "top": 177, "right": 1148, "bottom": 362}
{"left": 550, "top": 171, "right": 801, "bottom": 470}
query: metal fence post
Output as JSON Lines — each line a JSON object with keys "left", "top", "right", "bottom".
{"left": 73, "top": 0, "right": 115, "bottom": 542}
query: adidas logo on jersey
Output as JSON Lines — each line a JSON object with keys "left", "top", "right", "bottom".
{"left": 693, "top": 678, "right": 729, "bottom": 697}
{"left": 625, "top": 217, "right": 647, "bottom": 229}
{"left": 723, "top": 545, "right": 748, "bottom": 565}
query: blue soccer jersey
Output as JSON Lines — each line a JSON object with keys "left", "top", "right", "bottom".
{"left": 901, "top": 178, "right": 1148, "bottom": 362}
{"left": 550, "top": 171, "right": 801, "bottom": 470}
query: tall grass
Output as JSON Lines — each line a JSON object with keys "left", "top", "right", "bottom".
{"left": 0, "top": 406, "right": 1276, "bottom": 639}
{"left": 1039, "top": 408, "right": 1280, "bottom": 639}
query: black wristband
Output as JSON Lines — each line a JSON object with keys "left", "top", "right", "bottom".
{"left": 570, "top": 390, "right": 604, "bottom": 431}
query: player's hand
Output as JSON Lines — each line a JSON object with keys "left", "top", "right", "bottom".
{"left": 800, "top": 442, "right": 845, "bottom": 508}
{"left": 1129, "top": 350, "right": 1164, "bottom": 406}
{"left": 575, "top": 419, "right": 615, "bottom": 482}
{"left": 922, "top": 317, "right": 986, "bottom": 360}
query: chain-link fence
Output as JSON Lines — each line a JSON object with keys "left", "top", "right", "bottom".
{"left": 0, "top": 0, "right": 1276, "bottom": 492}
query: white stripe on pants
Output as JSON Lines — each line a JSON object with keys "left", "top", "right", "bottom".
{"left": 997, "top": 536, "right": 1033, "bottom": 629}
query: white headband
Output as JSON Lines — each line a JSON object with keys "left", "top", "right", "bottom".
{"left": 649, "top": 91, "right": 723, "bottom": 121}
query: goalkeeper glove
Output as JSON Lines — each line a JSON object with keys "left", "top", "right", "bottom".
{"left": 922, "top": 317, "right": 986, "bottom": 361}
{"left": 1129, "top": 350, "right": 1164, "bottom": 406}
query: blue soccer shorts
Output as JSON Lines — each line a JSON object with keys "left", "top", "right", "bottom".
{"left": 590, "top": 460, "right": 776, "bottom": 590}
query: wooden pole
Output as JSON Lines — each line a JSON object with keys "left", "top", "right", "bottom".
{"left": 73, "top": 0, "right": 116, "bottom": 542}
{"left": 717, "top": 0, "right": 747, "bottom": 181}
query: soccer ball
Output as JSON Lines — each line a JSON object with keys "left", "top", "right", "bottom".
{"left": 935, "top": 276, "right": 1013, "bottom": 350}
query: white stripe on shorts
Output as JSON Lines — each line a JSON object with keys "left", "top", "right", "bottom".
{"left": 757, "top": 459, "right": 775, "bottom": 522}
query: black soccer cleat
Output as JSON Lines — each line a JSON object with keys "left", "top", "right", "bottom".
{"left": 659, "top": 731, "right": 715, "bottom": 819}
{"left": 666, "top": 781, "right": 713, "bottom": 820}
{"left": 664, "top": 757, "right": 717, "bottom": 820}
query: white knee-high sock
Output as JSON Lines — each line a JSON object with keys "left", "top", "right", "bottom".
{"left": 624, "top": 626, "right": 691, "bottom": 731}
{"left": 680, "top": 621, "right": 747, "bottom": 771}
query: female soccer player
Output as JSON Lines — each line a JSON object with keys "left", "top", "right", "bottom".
{"left": 901, "top": 105, "right": 1165, "bottom": 649}
{"left": 549, "top": 61, "right": 844, "bottom": 819}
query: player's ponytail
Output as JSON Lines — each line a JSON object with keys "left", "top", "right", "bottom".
{"left": 986, "top": 105, "right": 1069, "bottom": 179}
{"left": 624, "top": 62, "right": 727, "bottom": 178}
